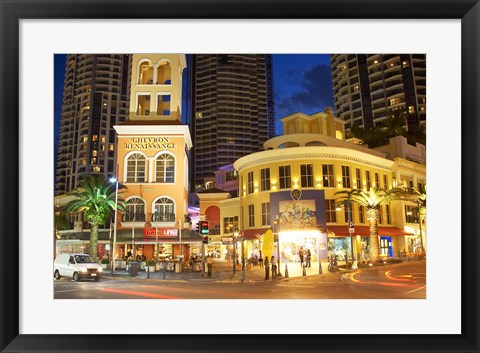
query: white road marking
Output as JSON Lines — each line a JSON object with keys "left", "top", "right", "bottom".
{"left": 405, "top": 285, "right": 426, "bottom": 295}
{"left": 54, "top": 289, "right": 78, "bottom": 293}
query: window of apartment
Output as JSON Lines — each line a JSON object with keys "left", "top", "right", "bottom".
{"left": 365, "top": 171, "right": 371, "bottom": 190}
{"left": 248, "top": 204, "right": 255, "bottom": 227}
{"left": 261, "top": 202, "right": 270, "bottom": 226}
{"left": 247, "top": 172, "right": 254, "bottom": 194}
{"left": 136, "top": 93, "right": 151, "bottom": 116}
{"left": 325, "top": 200, "right": 337, "bottom": 223}
{"left": 375, "top": 173, "right": 380, "bottom": 189}
{"left": 155, "top": 153, "right": 175, "bottom": 183}
{"left": 226, "top": 170, "right": 238, "bottom": 181}
{"left": 383, "top": 174, "right": 388, "bottom": 189}
{"left": 300, "top": 164, "right": 314, "bottom": 187}
{"left": 355, "top": 168, "right": 362, "bottom": 189}
{"left": 342, "top": 166, "right": 351, "bottom": 188}
{"left": 153, "top": 197, "right": 175, "bottom": 222}
{"left": 279, "top": 165, "right": 291, "bottom": 189}
{"left": 405, "top": 205, "right": 419, "bottom": 223}
{"left": 260, "top": 168, "right": 271, "bottom": 191}
{"left": 322, "top": 164, "right": 335, "bottom": 187}
{"left": 386, "top": 204, "right": 392, "bottom": 224}
{"left": 358, "top": 205, "right": 364, "bottom": 224}
{"left": 125, "top": 197, "right": 146, "bottom": 222}
{"left": 223, "top": 216, "right": 239, "bottom": 233}
{"left": 126, "top": 152, "right": 146, "bottom": 182}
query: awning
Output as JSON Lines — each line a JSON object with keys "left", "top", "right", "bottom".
{"left": 243, "top": 228, "right": 268, "bottom": 240}
{"left": 327, "top": 226, "right": 414, "bottom": 237}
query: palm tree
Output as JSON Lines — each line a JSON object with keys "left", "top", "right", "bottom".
{"left": 335, "top": 188, "right": 406, "bottom": 262}
{"left": 64, "top": 174, "right": 126, "bottom": 260}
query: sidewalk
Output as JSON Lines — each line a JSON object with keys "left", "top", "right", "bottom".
{"left": 102, "top": 258, "right": 425, "bottom": 284}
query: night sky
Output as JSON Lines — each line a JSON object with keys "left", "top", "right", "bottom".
{"left": 54, "top": 54, "right": 333, "bottom": 150}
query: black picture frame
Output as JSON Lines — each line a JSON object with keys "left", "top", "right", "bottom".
{"left": 1, "top": 1, "right": 479, "bottom": 352}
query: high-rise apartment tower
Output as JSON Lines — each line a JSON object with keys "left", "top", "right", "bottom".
{"left": 190, "top": 54, "right": 275, "bottom": 190}
{"left": 330, "top": 54, "right": 426, "bottom": 131}
{"left": 55, "top": 54, "right": 132, "bottom": 195}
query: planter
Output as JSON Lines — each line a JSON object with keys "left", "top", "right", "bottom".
{"left": 145, "top": 265, "right": 155, "bottom": 272}
{"left": 116, "top": 260, "right": 126, "bottom": 269}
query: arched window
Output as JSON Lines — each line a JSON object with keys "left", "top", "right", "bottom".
{"left": 126, "top": 153, "right": 146, "bottom": 182}
{"left": 156, "top": 153, "right": 175, "bottom": 183}
{"left": 138, "top": 60, "right": 154, "bottom": 84}
{"left": 124, "top": 197, "right": 146, "bottom": 222}
{"left": 156, "top": 61, "right": 171, "bottom": 84}
{"left": 153, "top": 197, "right": 175, "bottom": 222}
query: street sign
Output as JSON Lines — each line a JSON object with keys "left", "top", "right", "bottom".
{"left": 348, "top": 221, "right": 355, "bottom": 233}
{"left": 221, "top": 237, "right": 234, "bottom": 245}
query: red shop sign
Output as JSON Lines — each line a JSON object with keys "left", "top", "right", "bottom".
{"left": 143, "top": 228, "right": 178, "bottom": 237}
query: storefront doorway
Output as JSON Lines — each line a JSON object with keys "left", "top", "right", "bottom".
{"left": 380, "top": 236, "right": 393, "bottom": 257}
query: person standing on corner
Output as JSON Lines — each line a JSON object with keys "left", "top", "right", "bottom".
{"left": 299, "top": 248, "right": 304, "bottom": 267}
{"left": 271, "top": 256, "right": 277, "bottom": 280}
{"left": 207, "top": 255, "right": 213, "bottom": 277}
{"left": 306, "top": 248, "right": 312, "bottom": 268}
{"left": 264, "top": 256, "right": 270, "bottom": 280}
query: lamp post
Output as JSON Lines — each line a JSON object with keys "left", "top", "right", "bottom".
{"left": 233, "top": 230, "right": 238, "bottom": 274}
{"left": 109, "top": 177, "right": 119, "bottom": 274}
{"left": 417, "top": 200, "right": 424, "bottom": 253}
{"left": 240, "top": 231, "right": 246, "bottom": 283}
{"left": 336, "top": 193, "right": 356, "bottom": 270}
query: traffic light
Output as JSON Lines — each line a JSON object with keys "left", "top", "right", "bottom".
{"left": 272, "top": 218, "right": 280, "bottom": 233}
{"left": 200, "top": 221, "right": 209, "bottom": 235}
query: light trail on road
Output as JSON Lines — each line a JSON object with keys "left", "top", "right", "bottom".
{"left": 101, "top": 288, "right": 181, "bottom": 299}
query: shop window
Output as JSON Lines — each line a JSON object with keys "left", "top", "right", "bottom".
{"left": 279, "top": 165, "right": 291, "bottom": 189}
{"left": 301, "top": 164, "right": 314, "bottom": 187}
{"left": 125, "top": 152, "right": 146, "bottom": 183}
{"left": 155, "top": 153, "right": 175, "bottom": 183}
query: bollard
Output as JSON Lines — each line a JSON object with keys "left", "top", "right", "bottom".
{"left": 303, "top": 265, "right": 307, "bottom": 276}
{"left": 241, "top": 269, "right": 247, "bottom": 283}
{"left": 147, "top": 264, "right": 150, "bottom": 279}
{"left": 284, "top": 264, "right": 289, "bottom": 278}
{"left": 318, "top": 261, "right": 323, "bottom": 274}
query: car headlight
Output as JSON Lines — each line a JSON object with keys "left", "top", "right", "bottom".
{"left": 80, "top": 267, "right": 88, "bottom": 273}
{"left": 97, "top": 267, "right": 103, "bottom": 272}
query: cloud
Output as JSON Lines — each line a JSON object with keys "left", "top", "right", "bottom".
{"left": 275, "top": 64, "right": 333, "bottom": 118}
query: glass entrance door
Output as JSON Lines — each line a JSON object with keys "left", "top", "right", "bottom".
{"left": 380, "top": 236, "right": 393, "bottom": 257}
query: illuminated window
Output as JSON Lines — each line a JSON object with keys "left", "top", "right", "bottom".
{"left": 109, "top": 144, "right": 114, "bottom": 152}
{"left": 153, "top": 197, "right": 175, "bottom": 222}
{"left": 82, "top": 137, "right": 88, "bottom": 142}
{"left": 125, "top": 197, "right": 145, "bottom": 222}
{"left": 92, "top": 150, "right": 98, "bottom": 157}
{"left": 353, "top": 85, "right": 359, "bottom": 91}
{"left": 408, "top": 106, "right": 415, "bottom": 113}
{"left": 402, "top": 61, "right": 410, "bottom": 68}
{"left": 101, "top": 136, "right": 106, "bottom": 143}
{"left": 92, "top": 135, "right": 98, "bottom": 142}
{"left": 390, "top": 97, "right": 402, "bottom": 106}
{"left": 92, "top": 166, "right": 100, "bottom": 172}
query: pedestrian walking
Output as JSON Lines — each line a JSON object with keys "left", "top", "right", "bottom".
{"left": 259, "top": 254, "right": 264, "bottom": 269}
{"left": 299, "top": 248, "right": 304, "bottom": 267}
{"left": 264, "top": 256, "right": 270, "bottom": 280}
{"left": 306, "top": 249, "right": 312, "bottom": 268}
{"left": 207, "top": 256, "right": 213, "bottom": 277}
{"left": 271, "top": 256, "right": 277, "bottom": 280}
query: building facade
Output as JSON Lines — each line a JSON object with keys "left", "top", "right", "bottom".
{"left": 198, "top": 108, "right": 426, "bottom": 272}
{"left": 330, "top": 54, "right": 426, "bottom": 131}
{"left": 55, "top": 54, "right": 132, "bottom": 195}
{"left": 190, "top": 54, "right": 275, "bottom": 192}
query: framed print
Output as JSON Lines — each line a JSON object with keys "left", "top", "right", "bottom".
{"left": 1, "top": 0, "right": 479, "bottom": 352}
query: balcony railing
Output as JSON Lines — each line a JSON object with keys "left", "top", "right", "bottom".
{"left": 151, "top": 213, "right": 176, "bottom": 222}
{"left": 122, "top": 213, "right": 146, "bottom": 222}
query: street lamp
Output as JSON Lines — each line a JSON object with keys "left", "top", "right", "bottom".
{"left": 233, "top": 230, "right": 238, "bottom": 273}
{"left": 417, "top": 200, "right": 424, "bottom": 253}
{"left": 109, "top": 177, "right": 119, "bottom": 274}
{"left": 336, "top": 193, "right": 356, "bottom": 270}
